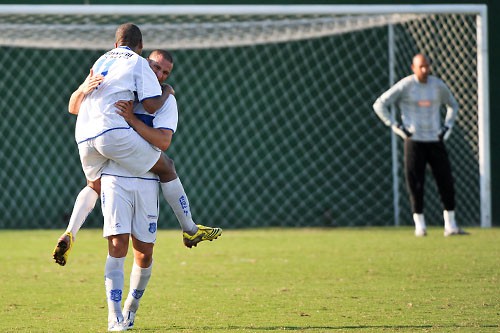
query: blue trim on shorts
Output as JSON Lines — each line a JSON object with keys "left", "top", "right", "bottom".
{"left": 101, "top": 173, "right": 160, "bottom": 182}
{"left": 77, "top": 127, "right": 131, "bottom": 144}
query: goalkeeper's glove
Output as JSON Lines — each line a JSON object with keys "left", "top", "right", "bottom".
{"left": 438, "top": 126, "right": 452, "bottom": 141}
{"left": 391, "top": 123, "right": 412, "bottom": 139}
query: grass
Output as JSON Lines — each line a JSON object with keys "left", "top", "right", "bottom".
{"left": 0, "top": 227, "right": 499, "bottom": 332}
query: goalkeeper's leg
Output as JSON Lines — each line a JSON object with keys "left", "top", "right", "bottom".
{"left": 404, "top": 141, "right": 427, "bottom": 236}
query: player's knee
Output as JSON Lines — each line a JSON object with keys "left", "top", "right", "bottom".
{"left": 87, "top": 178, "right": 101, "bottom": 195}
{"left": 155, "top": 155, "right": 177, "bottom": 182}
{"left": 134, "top": 252, "right": 153, "bottom": 268}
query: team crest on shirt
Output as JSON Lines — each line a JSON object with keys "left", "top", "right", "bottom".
{"left": 149, "top": 223, "right": 157, "bottom": 233}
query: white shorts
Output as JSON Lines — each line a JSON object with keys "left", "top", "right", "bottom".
{"left": 78, "top": 128, "right": 162, "bottom": 181}
{"left": 101, "top": 175, "right": 160, "bottom": 244}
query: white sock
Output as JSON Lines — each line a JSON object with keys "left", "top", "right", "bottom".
{"left": 105, "top": 255, "right": 126, "bottom": 321}
{"left": 65, "top": 186, "right": 99, "bottom": 239}
{"left": 160, "top": 178, "right": 198, "bottom": 234}
{"left": 123, "top": 261, "right": 153, "bottom": 314}
{"left": 443, "top": 210, "right": 458, "bottom": 230}
{"left": 413, "top": 213, "right": 427, "bottom": 230}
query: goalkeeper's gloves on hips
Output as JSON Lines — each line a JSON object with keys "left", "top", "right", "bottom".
{"left": 438, "top": 126, "right": 452, "bottom": 141}
{"left": 391, "top": 123, "right": 412, "bottom": 139}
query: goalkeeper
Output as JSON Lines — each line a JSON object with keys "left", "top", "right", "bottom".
{"left": 373, "top": 53, "right": 468, "bottom": 237}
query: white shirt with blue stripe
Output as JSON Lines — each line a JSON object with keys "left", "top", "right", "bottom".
{"left": 75, "top": 46, "right": 162, "bottom": 144}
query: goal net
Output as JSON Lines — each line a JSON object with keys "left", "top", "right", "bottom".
{"left": 0, "top": 5, "right": 489, "bottom": 229}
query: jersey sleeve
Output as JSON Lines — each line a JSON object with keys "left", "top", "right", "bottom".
{"left": 373, "top": 78, "right": 406, "bottom": 126}
{"left": 153, "top": 95, "right": 179, "bottom": 133}
{"left": 134, "top": 57, "right": 162, "bottom": 102}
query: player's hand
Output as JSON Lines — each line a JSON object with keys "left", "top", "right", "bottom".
{"left": 438, "top": 126, "right": 452, "bottom": 141}
{"left": 115, "top": 100, "right": 136, "bottom": 126}
{"left": 80, "top": 69, "right": 105, "bottom": 95}
{"left": 162, "top": 83, "right": 175, "bottom": 96}
{"left": 391, "top": 123, "right": 412, "bottom": 139}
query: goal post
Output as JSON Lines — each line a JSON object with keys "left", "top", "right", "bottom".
{"left": 0, "top": 4, "right": 490, "bottom": 229}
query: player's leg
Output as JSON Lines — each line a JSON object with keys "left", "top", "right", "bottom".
{"left": 122, "top": 178, "right": 157, "bottom": 329}
{"left": 105, "top": 234, "right": 129, "bottom": 331}
{"left": 53, "top": 139, "right": 107, "bottom": 265}
{"left": 150, "top": 154, "right": 222, "bottom": 247}
{"left": 149, "top": 155, "right": 197, "bottom": 234}
{"left": 404, "top": 140, "right": 427, "bottom": 236}
{"left": 101, "top": 175, "right": 133, "bottom": 331}
{"left": 428, "top": 142, "right": 468, "bottom": 236}
{"left": 122, "top": 237, "right": 154, "bottom": 329}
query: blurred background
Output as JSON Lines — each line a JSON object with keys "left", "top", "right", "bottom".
{"left": 0, "top": 0, "right": 497, "bottom": 230}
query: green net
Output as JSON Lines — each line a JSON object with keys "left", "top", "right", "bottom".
{"left": 0, "top": 6, "right": 483, "bottom": 229}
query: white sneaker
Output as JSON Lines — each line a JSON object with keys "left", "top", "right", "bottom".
{"left": 444, "top": 228, "right": 469, "bottom": 237}
{"left": 415, "top": 228, "right": 427, "bottom": 237}
{"left": 123, "top": 310, "right": 136, "bottom": 329}
{"left": 108, "top": 316, "right": 127, "bottom": 332}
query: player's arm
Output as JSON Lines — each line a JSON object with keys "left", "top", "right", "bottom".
{"left": 373, "top": 82, "right": 403, "bottom": 126}
{"left": 141, "top": 85, "right": 172, "bottom": 114}
{"left": 438, "top": 81, "right": 459, "bottom": 141}
{"left": 68, "top": 69, "right": 105, "bottom": 115}
{"left": 114, "top": 100, "right": 173, "bottom": 151}
{"left": 373, "top": 80, "right": 412, "bottom": 139}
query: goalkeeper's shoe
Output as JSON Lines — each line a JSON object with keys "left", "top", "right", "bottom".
{"left": 183, "top": 225, "right": 222, "bottom": 248}
{"left": 52, "top": 231, "right": 74, "bottom": 266}
{"left": 415, "top": 228, "right": 427, "bottom": 237}
{"left": 444, "top": 228, "right": 470, "bottom": 237}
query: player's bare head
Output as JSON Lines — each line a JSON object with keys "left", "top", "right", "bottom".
{"left": 411, "top": 53, "right": 431, "bottom": 83}
{"left": 115, "top": 23, "right": 143, "bottom": 54}
{"left": 149, "top": 49, "right": 174, "bottom": 65}
{"left": 148, "top": 49, "right": 174, "bottom": 83}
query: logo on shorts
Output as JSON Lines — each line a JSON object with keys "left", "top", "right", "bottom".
{"left": 149, "top": 223, "right": 157, "bottom": 233}
{"left": 179, "top": 195, "right": 190, "bottom": 216}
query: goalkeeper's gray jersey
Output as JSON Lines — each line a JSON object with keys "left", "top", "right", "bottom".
{"left": 373, "top": 75, "right": 459, "bottom": 142}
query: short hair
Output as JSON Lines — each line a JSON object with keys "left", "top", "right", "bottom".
{"left": 149, "top": 49, "right": 174, "bottom": 64}
{"left": 115, "top": 23, "right": 142, "bottom": 49}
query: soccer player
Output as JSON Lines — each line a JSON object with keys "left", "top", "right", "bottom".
{"left": 52, "top": 48, "right": 221, "bottom": 266}
{"left": 373, "top": 53, "right": 468, "bottom": 237}
{"left": 102, "top": 158, "right": 159, "bottom": 331}
{"left": 100, "top": 101, "right": 169, "bottom": 331}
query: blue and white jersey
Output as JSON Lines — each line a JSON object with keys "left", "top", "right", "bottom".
{"left": 373, "top": 75, "right": 459, "bottom": 142}
{"left": 75, "top": 46, "right": 162, "bottom": 143}
{"left": 101, "top": 94, "right": 179, "bottom": 180}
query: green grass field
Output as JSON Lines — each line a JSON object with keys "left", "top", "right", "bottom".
{"left": 0, "top": 228, "right": 498, "bottom": 332}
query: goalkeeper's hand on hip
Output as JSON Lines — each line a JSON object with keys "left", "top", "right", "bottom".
{"left": 438, "top": 125, "right": 452, "bottom": 141}
{"left": 391, "top": 123, "right": 412, "bottom": 139}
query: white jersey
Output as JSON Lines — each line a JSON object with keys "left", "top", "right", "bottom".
{"left": 75, "top": 46, "right": 162, "bottom": 143}
{"left": 101, "top": 94, "right": 179, "bottom": 180}
{"left": 373, "top": 75, "right": 459, "bottom": 142}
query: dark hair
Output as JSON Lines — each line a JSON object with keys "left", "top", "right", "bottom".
{"left": 149, "top": 49, "right": 174, "bottom": 64}
{"left": 115, "top": 23, "right": 142, "bottom": 49}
